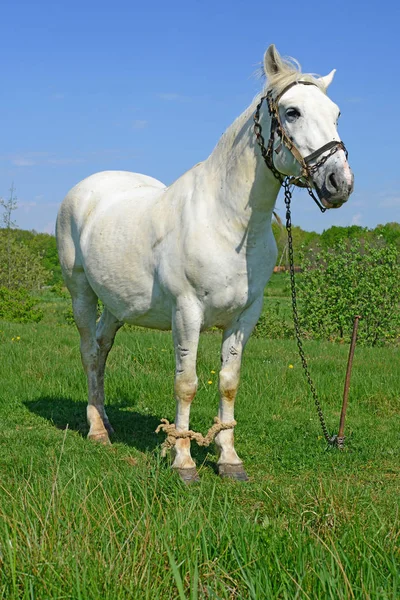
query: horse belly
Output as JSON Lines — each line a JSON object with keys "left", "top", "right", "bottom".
{"left": 82, "top": 236, "right": 173, "bottom": 329}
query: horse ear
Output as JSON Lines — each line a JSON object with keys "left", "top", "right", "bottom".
{"left": 264, "top": 45, "right": 282, "bottom": 77}
{"left": 318, "top": 69, "right": 336, "bottom": 89}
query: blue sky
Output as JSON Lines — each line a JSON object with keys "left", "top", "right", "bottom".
{"left": 1, "top": 0, "right": 399, "bottom": 234}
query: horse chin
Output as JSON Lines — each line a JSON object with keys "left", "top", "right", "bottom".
{"left": 314, "top": 178, "right": 351, "bottom": 210}
{"left": 321, "top": 197, "right": 344, "bottom": 210}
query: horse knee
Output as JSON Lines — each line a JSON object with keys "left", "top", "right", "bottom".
{"left": 175, "top": 376, "right": 198, "bottom": 403}
{"left": 219, "top": 367, "right": 239, "bottom": 401}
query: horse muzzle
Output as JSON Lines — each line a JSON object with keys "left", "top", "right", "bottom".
{"left": 314, "top": 163, "right": 354, "bottom": 209}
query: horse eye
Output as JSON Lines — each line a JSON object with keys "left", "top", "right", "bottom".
{"left": 286, "top": 108, "right": 300, "bottom": 121}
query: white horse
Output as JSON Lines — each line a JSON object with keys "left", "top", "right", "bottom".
{"left": 56, "top": 45, "right": 353, "bottom": 482}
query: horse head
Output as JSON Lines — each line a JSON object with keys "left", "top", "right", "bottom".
{"left": 261, "top": 44, "right": 354, "bottom": 209}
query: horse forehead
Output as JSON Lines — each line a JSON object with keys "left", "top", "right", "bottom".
{"left": 281, "top": 85, "right": 336, "bottom": 115}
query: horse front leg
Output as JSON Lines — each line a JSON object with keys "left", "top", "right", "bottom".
{"left": 170, "top": 300, "right": 202, "bottom": 483}
{"left": 215, "top": 300, "right": 262, "bottom": 481}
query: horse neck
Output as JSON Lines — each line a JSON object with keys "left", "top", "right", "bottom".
{"left": 204, "top": 97, "right": 281, "bottom": 232}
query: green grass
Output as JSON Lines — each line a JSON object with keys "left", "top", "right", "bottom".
{"left": 0, "top": 298, "right": 399, "bottom": 599}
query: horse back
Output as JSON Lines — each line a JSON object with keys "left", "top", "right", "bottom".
{"left": 56, "top": 170, "right": 166, "bottom": 279}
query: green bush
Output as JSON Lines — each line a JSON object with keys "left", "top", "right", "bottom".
{"left": 0, "top": 287, "right": 43, "bottom": 323}
{"left": 0, "top": 236, "right": 50, "bottom": 291}
{"left": 254, "top": 302, "right": 294, "bottom": 339}
{"left": 299, "top": 241, "right": 400, "bottom": 345}
{"left": 50, "top": 281, "right": 69, "bottom": 298}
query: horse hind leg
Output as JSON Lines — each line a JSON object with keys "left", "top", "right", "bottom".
{"left": 68, "top": 272, "right": 110, "bottom": 443}
{"left": 95, "top": 308, "right": 123, "bottom": 434}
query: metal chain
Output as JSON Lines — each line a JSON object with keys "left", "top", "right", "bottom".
{"left": 253, "top": 94, "right": 344, "bottom": 445}
{"left": 307, "top": 143, "right": 348, "bottom": 175}
{"left": 254, "top": 98, "right": 283, "bottom": 184}
{"left": 283, "top": 178, "right": 337, "bottom": 445}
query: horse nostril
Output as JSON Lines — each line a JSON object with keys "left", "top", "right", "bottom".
{"left": 328, "top": 173, "right": 338, "bottom": 191}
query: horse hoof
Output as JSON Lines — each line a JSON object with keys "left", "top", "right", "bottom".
{"left": 104, "top": 420, "right": 114, "bottom": 435}
{"left": 175, "top": 467, "right": 200, "bottom": 485}
{"left": 218, "top": 463, "right": 249, "bottom": 481}
{"left": 88, "top": 431, "right": 111, "bottom": 445}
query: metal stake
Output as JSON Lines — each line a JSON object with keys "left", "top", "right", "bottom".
{"left": 335, "top": 315, "right": 361, "bottom": 449}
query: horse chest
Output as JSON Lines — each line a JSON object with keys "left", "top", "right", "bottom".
{"left": 185, "top": 250, "right": 270, "bottom": 329}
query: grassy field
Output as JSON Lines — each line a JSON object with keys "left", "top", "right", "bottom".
{"left": 0, "top": 289, "right": 399, "bottom": 599}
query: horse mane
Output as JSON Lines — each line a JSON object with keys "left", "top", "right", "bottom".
{"left": 261, "top": 55, "right": 327, "bottom": 98}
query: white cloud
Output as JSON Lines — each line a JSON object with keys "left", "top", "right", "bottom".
{"left": 12, "top": 157, "right": 36, "bottom": 166}
{"left": 47, "top": 158, "right": 85, "bottom": 165}
{"left": 158, "top": 92, "right": 190, "bottom": 102}
{"left": 0, "top": 152, "right": 85, "bottom": 167}
{"left": 351, "top": 213, "right": 362, "bottom": 225}
{"left": 132, "top": 119, "right": 148, "bottom": 130}
{"left": 378, "top": 196, "right": 400, "bottom": 208}
{"left": 19, "top": 201, "right": 37, "bottom": 207}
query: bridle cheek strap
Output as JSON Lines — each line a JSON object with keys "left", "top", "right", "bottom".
{"left": 254, "top": 80, "right": 348, "bottom": 192}
{"left": 304, "top": 140, "right": 344, "bottom": 165}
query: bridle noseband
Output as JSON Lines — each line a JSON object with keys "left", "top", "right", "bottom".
{"left": 253, "top": 80, "right": 348, "bottom": 213}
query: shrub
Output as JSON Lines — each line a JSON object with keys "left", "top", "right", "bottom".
{"left": 0, "top": 287, "right": 43, "bottom": 323}
{"left": 0, "top": 236, "right": 50, "bottom": 291}
{"left": 50, "top": 281, "right": 69, "bottom": 298}
{"left": 298, "top": 241, "right": 400, "bottom": 345}
{"left": 254, "top": 302, "right": 294, "bottom": 339}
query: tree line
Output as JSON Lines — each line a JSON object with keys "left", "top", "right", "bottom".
{"left": 272, "top": 221, "right": 400, "bottom": 269}
{"left": 0, "top": 184, "right": 400, "bottom": 292}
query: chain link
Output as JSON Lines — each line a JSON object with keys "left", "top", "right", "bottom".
{"left": 307, "top": 143, "right": 348, "bottom": 175}
{"left": 283, "top": 179, "right": 337, "bottom": 445}
{"left": 254, "top": 98, "right": 283, "bottom": 183}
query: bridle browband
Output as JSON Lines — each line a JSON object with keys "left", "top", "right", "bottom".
{"left": 253, "top": 80, "right": 348, "bottom": 212}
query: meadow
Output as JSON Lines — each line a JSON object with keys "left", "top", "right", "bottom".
{"left": 0, "top": 286, "right": 399, "bottom": 599}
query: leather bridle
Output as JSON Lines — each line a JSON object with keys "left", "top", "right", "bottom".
{"left": 253, "top": 80, "right": 348, "bottom": 211}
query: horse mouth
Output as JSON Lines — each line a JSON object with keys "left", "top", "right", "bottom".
{"left": 314, "top": 175, "right": 353, "bottom": 210}
{"left": 321, "top": 197, "right": 344, "bottom": 210}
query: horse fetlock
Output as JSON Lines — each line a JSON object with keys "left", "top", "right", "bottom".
{"left": 172, "top": 455, "right": 196, "bottom": 470}
{"left": 87, "top": 404, "right": 113, "bottom": 436}
{"left": 103, "top": 419, "right": 114, "bottom": 435}
{"left": 215, "top": 430, "right": 242, "bottom": 466}
{"left": 88, "top": 430, "right": 111, "bottom": 445}
{"left": 171, "top": 438, "right": 196, "bottom": 469}
{"left": 87, "top": 403, "right": 106, "bottom": 420}
{"left": 221, "top": 387, "right": 237, "bottom": 402}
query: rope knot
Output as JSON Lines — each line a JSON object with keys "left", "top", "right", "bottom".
{"left": 155, "top": 417, "right": 237, "bottom": 457}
